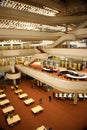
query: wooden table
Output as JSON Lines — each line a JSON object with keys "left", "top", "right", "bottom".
{"left": 18, "top": 93, "right": 28, "bottom": 99}
{"left": 11, "top": 85, "right": 18, "bottom": 90}
{"left": 2, "top": 106, "right": 14, "bottom": 114}
{"left": 31, "top": 105, "right": 43, "bottom": 114}
{"left": 7, "top": 114, "right": 21, "bottom": 126}
{"left": 0, "top": 89, "right": 4, "bottom": 93}
{"left": 36, "top": 125, "right": 47, "bottom": 130}
{"left": 15, "top": 89, "right": 23, "bottom": 94}
{"left": 0, "top": 93, "right": 6, "bottom": 99}
{"left": 0, "top": 99, "right": 10, "bottom": 106}
{"left": 24, "top": 98, "right": 34, "bottom": 105}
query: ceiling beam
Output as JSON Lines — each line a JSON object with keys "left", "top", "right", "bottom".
{"left": 0, "top": 6, "right": 87, "bottom": 25}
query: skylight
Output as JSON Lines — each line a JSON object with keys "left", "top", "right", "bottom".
{"left": 0, "top": 0, "right": 59, "bottom": 16}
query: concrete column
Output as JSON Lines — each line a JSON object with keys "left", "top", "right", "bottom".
{"left": 21, "top": 43, "right": 23, "bottom": 49}
{"left": 13, "top": 79, "right": 16, "bottom": 85}
{"left": 10, "top": 58, "right": 15, "bottom": 73}
{"left": 66, "top": 41, "right": 70, "bottom": 48}
{"left": 10, "top": 43, "right": 13, "bottom": 49}
{"left": 69, "top": 60, "right": 72, "bottom": 68}
{"left": 73, "top": 93, "right": 78, "bottom": 105}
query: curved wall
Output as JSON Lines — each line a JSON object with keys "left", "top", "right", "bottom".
{"left": 5, "top": 72, "right": 21, "bottom": 80}
{"left": 16, "top": 65, "right": 87, "bottom": 93}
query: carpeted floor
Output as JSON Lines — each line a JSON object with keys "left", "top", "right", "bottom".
{"left": 0, "top": 77, "right": 87, "bottom": 130}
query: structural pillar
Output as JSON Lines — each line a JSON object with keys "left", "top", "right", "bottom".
{"left": 13, "top": 79, "right": 16, "bottom": 85}
{"left": 73, "top": 93, "right": 78, "bottom": 104}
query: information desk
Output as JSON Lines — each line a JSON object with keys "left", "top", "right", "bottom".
{"left": 0, "top": 93, "right": 6, "bottom": 99}
{"left": 24, "top": 98, "right": 34, "bottom": 105}
{"left": 31, "top": 105, "right": 43, "bottom": 114}
{"left": 7, "top": 114, "right": 21, "bottom": 126}
{"left": 36, "top": 125, "right": 47, "bottom": 130}
{"left": 42, "top": 67, "right": 58, "bottom": 72}
{"left": 58, "top": 70, "right": 78, "bottom": 76}
{"left": 0, "top": 99, "right": 10, "bottom": 106}
{"left": 2, "top": 106, "right": 14, "bottom": 114}
{"left": 66, "top": 74, "right": 87, "bottom": 80}
{"left": 18, "top": 93, "right": 28, "bottom": 99}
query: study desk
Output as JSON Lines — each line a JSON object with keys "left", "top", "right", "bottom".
{"left": 2, "top": 106, "right": 14, "bottom": 114}
{"left": 36, "top": 125, "right": 47, "bottom": 130}
{"left": 31, "top": 105, "right": 43, "bottom": 114}
{"left": 7, "top": 114, "right": 21, "bottom": 126}
{"left": 15, "top": 89, "right": 23, "bottom": 94}
{"left": 11, "top": 85, "right": 18, "bottom": 90}
{"left": 24, "top": 98, "right": 34, "bottom": 105}
{"left": 0, "top": 89, "right": 4, "bottom": 93}
{"left": 0, "top": 93, "right": 6, "bottom": 99}
{"left": 0, "top": 99, "right": 10, "bottom": 106}
{"left": 18, "top": 93, "right": 28, "bottom": 99}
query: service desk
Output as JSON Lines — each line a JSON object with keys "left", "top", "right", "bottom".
{"left": 42, "top": 68, "right": 58, "bottom": 72}
{"left": 66, "top": 74, "right": 87, "bottom": 80}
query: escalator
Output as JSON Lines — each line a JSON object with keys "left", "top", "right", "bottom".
{"left": 52, "top": 28, "right": 87, "bottom": 48}
{"left": 36, "top": 47, "right": 46, "bottom": 53}
{"left": 24, "top": 53, "right": 48, "bottom": 66}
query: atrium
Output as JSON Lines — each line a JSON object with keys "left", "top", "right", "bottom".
{"left": 0, "top": 0, "right": 87, "bottom": 130}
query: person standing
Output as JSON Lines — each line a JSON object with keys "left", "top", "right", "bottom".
{"left": 39, "top": 98, "right": 42, "bottom": 104}
{"left": 52, "top": 92, "right": 55, "bottom": 98}
{"left": 49, "top": 95, "right": 52, "bottom": 101}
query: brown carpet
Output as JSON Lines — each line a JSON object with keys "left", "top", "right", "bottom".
{"left": 0, "top": 77, "right": 87, "bottom": 130}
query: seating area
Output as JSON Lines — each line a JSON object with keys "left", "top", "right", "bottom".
{"left": 11, "top": 85, "right": 43, "bottom": 115}
{"left": 0, "top": 87, "right": 21, "bottom": 127}
{"left": 0, "top": 77, "right": 87, "bottom": 130}
{"left": 54, "top": 92, "right": 87, "bottom": 100}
